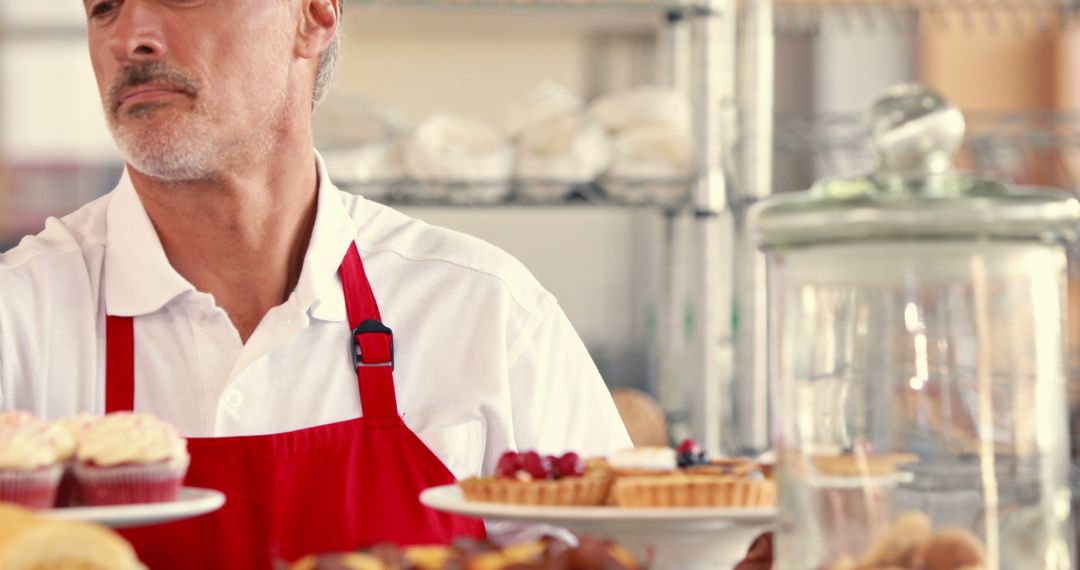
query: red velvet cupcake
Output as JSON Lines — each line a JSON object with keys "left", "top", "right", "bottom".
{"left": 53, "top": 414, "right": 101, "bottom": 507}
{"left": 0, "top": 411, "right": 66, "bottom": 509}
{"left": 74, "top": 412, "right": 189, "bottom": 506}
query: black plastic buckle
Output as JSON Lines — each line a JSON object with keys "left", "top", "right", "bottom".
{"left": 352, "top": 319, "right": 394, "bottom": 371}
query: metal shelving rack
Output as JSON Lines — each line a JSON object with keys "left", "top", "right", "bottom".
{"left": 344, "top": 0, "right": 771, "bottom": 456}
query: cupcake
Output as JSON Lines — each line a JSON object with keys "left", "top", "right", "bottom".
{"left": 74, "top": 413, "right": 189, "bottom": 506}
{"left": 458, "top": 450, "right": 611, "bottom": 506}
{"left": 0, "top": 412, "right": 65, "bottom": 509}
{"left": 53, "top": 414, "right": 102, "bottom": 507}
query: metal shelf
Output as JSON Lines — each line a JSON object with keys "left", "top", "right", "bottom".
{"left": 773, "top": 0, "right": 1078, "bottom": 33}
{"left": 334, "top": 177, "right": 697, "bottom": 208}
{"left": 347, "top": 0, "right": 715, "bottom": 15}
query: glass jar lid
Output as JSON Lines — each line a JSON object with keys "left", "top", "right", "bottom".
{"left": 754, "top": 84, "right": 1080, "bottom": 249}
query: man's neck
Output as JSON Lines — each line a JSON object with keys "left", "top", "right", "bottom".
{"left": 130, "top": 145, "right": 320, "bottom": 343}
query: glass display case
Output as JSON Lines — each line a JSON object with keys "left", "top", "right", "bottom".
{"left": 756, "top": 84, "right": 1080, "bottom": 570}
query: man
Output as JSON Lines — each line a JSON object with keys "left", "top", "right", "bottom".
{"left": 0, "top": 0, "right": 631, "bottom": 567}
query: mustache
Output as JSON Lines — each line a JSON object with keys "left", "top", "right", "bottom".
{"left": 108, "top": 61, "right": 199, "bottom": 114}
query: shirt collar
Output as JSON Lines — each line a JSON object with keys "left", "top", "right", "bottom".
{"left": 296, "top": 153, "right": 355, "bottom": 323}
{"left": 104, "top": 171, "right": 195, "bottom": 317}
{"left": 105, "top": 152, "right": 358, "bottom": 321}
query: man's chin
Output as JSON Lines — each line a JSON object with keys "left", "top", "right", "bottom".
{"left": 117, "top": 141, "right": 214, "bottom": 182}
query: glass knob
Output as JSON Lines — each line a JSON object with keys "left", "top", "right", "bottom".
{"left": 868, "top": 83, "right": 966, "bottom": 182}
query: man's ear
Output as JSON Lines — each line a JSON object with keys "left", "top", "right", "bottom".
{"left": 296, "top": 0, "right": 339, "bottom": 60}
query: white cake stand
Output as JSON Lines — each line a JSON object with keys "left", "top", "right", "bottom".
{"left": 421, "top": 484, "right": 774, "bottom": 569}
{"left": 45, "top": 487, "right": 225, "bottom": 529}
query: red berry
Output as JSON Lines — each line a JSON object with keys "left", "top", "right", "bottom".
{"left": 495, "top": 451, "right": 521, "bottom": 479}
{"left": 546, "top": 455, "right": 561, "bottom": 478}
{"left": 519, "top": 451, "right": 552, "bottom": 480}
{"left": 554, "top": 452, "right": 585, "bottom": 478}
{"left": 677, "top": 438, "right": 700, "bottom": 455}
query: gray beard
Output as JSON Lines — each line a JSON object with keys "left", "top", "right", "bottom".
{"left": 108, "top": 106, "right": 220, "bottom": 182}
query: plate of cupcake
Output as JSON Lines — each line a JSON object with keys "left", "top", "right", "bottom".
{"left": 1, "top": 411, "right": 225, "bottom": 529}
{"left": 422, "top": 440, "right": 776, "bottom": 570}
{"left": 48, "top": 486, "right": 225, "bottom": 529}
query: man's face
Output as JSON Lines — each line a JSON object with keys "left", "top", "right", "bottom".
{"left": 85, "top": 0, "right": 299, "bottom": 181}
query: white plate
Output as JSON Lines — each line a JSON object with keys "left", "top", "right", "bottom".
{"left": 420, "top": 484, "right": 774, "bottom": 570}
{"left": 46, "top": 487, "right": 226, "bottom": 529}
{"left": 420, "top": 484, "right": 774, "bottom": 530}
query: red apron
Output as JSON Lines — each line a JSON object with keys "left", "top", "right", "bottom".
{"left": 105, "top": 242, "right": 486, "bottom": 569}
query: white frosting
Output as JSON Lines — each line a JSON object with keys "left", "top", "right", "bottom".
{"left": 404, "top": 113, "right": 515, "bottom": 182}
{"left": 589, "top": 86, "right": 692, "bottom": 134}
{"left": 0, "top": 411, "right": 40, "bottom": 430}
{"left": 503, "top": 81, "right": 583, "bottom": 138}
{"left": 43, "top": 424, "right": 77, "bottom": 462}
{"left": 515, "top": 114, "right": 612, "bottom": 183}
{"left": 77, "top": 413, "right": 188, "bottom": 468}
{"left": 608, "top": 447, "right": 677, "bottom": 472}
{"left": 0, "top": 431, "right": 57, "bottom": 470}
{"left": 55, "top": 414, "right": 104, "bottom": 454}
{"left": 0, "top": 412, "right": 61, "bottom": 470}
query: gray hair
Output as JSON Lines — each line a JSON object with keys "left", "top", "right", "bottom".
{"left": 312, "top": 2, "right": 343, "bottom": 107}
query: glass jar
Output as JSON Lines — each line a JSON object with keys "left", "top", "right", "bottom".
{"left": 754, "top": 84, "right": 1080, "bottom": 570}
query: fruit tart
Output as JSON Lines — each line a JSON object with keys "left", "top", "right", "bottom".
{"left": 608, "top": 439, "right": 776, "bottom": 508}
{"left": 458, "top": 450, "right": 611, "bottom": 506}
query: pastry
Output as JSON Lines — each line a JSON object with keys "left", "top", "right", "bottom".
{"left": 733, "top": 532, "right": 773, "bottom": 570}
{"left": 859, "top": 511, "right": 931, "bottom": 568}
{"left": 459, "top": 450, "right": 611, "bottom": 506}
{"left": 0, "top": 502, "right": 145, "bottom": 569}
{"left": 610, "top": 388, "right": 669, "bottom": 448}
{"left": 74, "top": 412, "right": 190, "bottom": 506}
{"left": 53, "top": 414, "right": 102, "bottom": 506}
{"left": 811, "top": 452, "right": 918, "bottom": 477}
{"left": 607, "top": 446, "right": 678, "bottom": 477}
{"left": 916, "top": 528, "right": 986, "bottom": 570}
{"left": 821, "top": 512, "right": 987, "bottom": 570}
{"left": 610, "top": 472, "right": 776, "bottom": 508}
{"left": 609, "top": 440, "right": 776, "bottom": 508}
{"left": 288, "top": 552, "right": 387, "bottom": 570}
{"left": 291, "top": 535, "right": 640, "bottom": 570}
{"left": 0, "top": 412, "right": 65, "bottom": 509}
{"left": 674, "top": 438, "right": 760, "bottom": 476}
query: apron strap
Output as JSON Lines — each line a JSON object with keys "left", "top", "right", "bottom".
{"left": 340, "top": 242, "right": 399, "bottom": 419}
{"left": 105, "top": 241, "right": 400, "bottom": 420}
{"left": 105, "top": 315, "right": 135, "bottom": 413}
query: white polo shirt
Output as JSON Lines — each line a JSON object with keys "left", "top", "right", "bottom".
{"left": 0, "top": 156, "right": 631, "bottom": 480}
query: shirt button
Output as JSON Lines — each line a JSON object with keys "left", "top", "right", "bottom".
{"left": 223, "top": 389, "right": 245, "bottom": 409}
